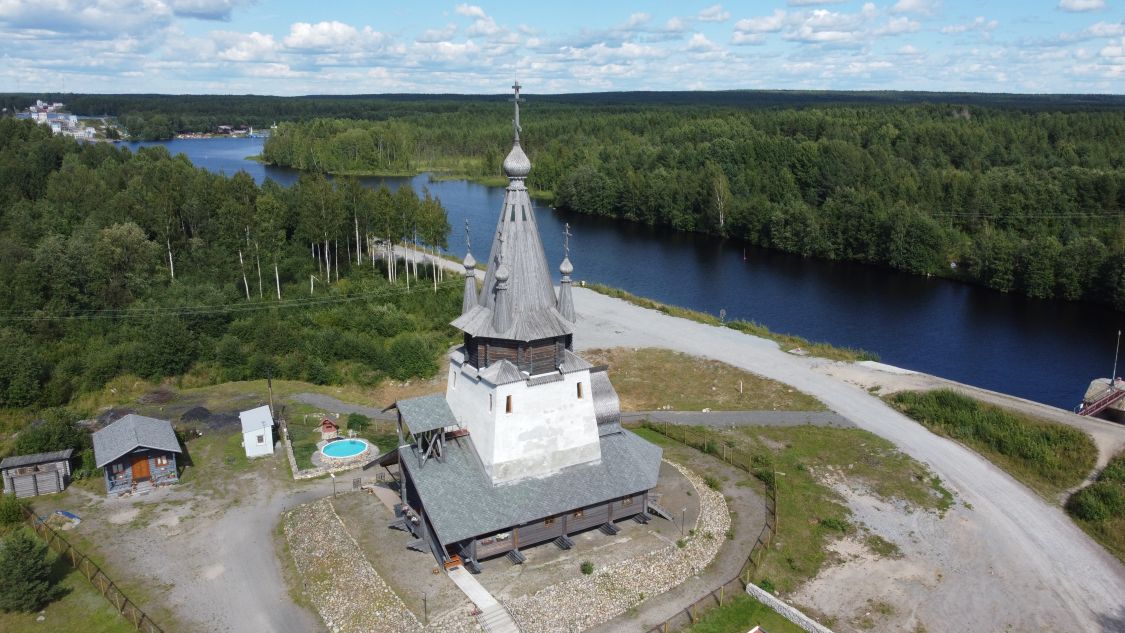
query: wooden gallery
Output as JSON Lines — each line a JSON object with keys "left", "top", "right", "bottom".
{"left": 376, "top": 85, "right": 665, "bottom": 571}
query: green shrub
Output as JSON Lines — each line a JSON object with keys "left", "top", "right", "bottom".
{"left": 580, "top": 561, "right": 594, "bottom": 575}
{"left": 0, "top": 493, "right": 24, "bottom": 525}
{"left": 757, "top": 578, "right": 776, "bottom": 593}
{"left": 0, "top": 530, "right": 58, "bottom": 612}
{"left": 818, "top": 517, "right": 851, "bottom": 533}
{"left": 346, "top": 413, "right": 370, "bottom": 432}
{"left": 704, "top": 475, "right": 722, "bottom": 491}
{"left": 1067, "top": 480, "right": 1125, "bottom": 522}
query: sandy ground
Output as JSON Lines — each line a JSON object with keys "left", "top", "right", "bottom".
{"left": 569, "top": 286, "right": 1125, "bottom": 633}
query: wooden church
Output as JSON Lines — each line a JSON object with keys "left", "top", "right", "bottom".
{"left": 379, "top": 83, "right": 663, "bottom": 569}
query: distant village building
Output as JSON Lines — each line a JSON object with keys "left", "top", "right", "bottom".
{"left": 93, "top": 414, "right": 182, "bottom": 496}
{"left": 378, "top": 83, "right": 662, "bottom": 569}
{"left": 240, "top": 405, "right": 275, "bottom": 458}
{"left": 0, "top": 449, "right": 73, "bottom": 498}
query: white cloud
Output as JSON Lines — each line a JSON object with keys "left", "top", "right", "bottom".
{"left": 1059, "top": 0, "right": 1106, "bottom": 11}
{"left": 698, "top": 4, "right": 730, "bottom": 22}
{"left": 213, "top": 30, "right": 276, "bottom": 61}
{"left": 941, "top": 16, "right": 998, "bottom": 34}
{"left": 0, "top": 0, "right": 173, "bottom": 37}
{"left": 875, "top": 16, "right": 920, "bottom": 36}
{"left": 283, "top": 21, "right": 386, "bottom": 51}
{"left": 416, "top": 24, "right": 457, "bottom": 43}
{"left": 898, "top": 44, "right": 921, "bottom": 55}
{"left": 622, "top": 12, "right": 652, "bottom": 30}
{"left": 169, "top": 0, "right": 245, "bottom": 21}
{"left": 891, "top": 0, "right": 940, "bottom": 15}
{"left": 686, "top": 32, "right": 721, "bottom": 52}
{"left": 735, "top": 10, "right": 787, "bottom": 34}
{"left": 454, "top": 4, "right": 487, "bottom": 19}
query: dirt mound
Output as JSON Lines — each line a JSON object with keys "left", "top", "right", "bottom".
{"left": 180, "top": 406, "right": 240, "bottom": 430}
{"left": 181, "top": 406, "right": 212, "bottom": 421}
{"left": 138, "top": 388, "right": 176, "bottom": 405}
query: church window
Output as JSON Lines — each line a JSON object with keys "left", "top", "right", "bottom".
{"left": 544, "top": 517, "right": 555, "bottom": 527}
{"left": 489, "top": 394, "right": 493, "bottom": 411}
{"left": 577, "top": 382, "right": 584, "bottom": 399}
{"left": 506, "top": 395, "right": 513, "bottom": 414}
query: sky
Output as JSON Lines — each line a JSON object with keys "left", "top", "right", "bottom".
{"left": 0, "top": 0, "right": 1123, "bottom": 95}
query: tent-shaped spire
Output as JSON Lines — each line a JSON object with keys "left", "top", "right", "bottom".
{"left": 461, "top": 220, "right": 478, "bottom": 314}
{"left": 451, "top": 81, "right": 573, "bottom": 342}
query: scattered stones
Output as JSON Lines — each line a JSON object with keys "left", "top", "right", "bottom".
{"left": 504, "top": 460, "right": 730, "bottom": 633}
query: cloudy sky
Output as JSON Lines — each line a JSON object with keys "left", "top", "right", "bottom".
{"left": 0, "top": 0, "right": 1123, "bottom": 94}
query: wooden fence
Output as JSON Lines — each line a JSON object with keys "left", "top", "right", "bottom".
{"left": 639, "top": 421, "right": 779, "bottom": 633}
{"left": 21, "top": 506, "right": 165, "bottom": 633}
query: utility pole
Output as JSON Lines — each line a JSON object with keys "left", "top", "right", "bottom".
{"left": 1113, "top": 329, "right": 1122, "bottom": 390}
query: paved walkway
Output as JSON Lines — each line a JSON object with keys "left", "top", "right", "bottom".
{"left": 622, "top": 409, "right": 853, "bottom": 428}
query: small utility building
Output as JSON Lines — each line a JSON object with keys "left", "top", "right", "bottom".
{"left": 93, "top": 414, "right": 182, "bottom": 496}
{"left": 239, "top": 405, "right": 275, "bottom": 458}
{"left": 0, "top": 449, "right": 73, "bottom": 498}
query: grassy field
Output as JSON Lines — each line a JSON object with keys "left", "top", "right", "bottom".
{"left": 0, "top": 544, "right": 134, "bottom": 633}
{"left": 633, "top": 422, "right": 952, "bottom": 595}
{"left": 1066, "top": 451, "right": 1125, "bottom": 562}
{"left": 585, "top": 348, "right": 824, "bottom": 412}
{"left": 889, "top": 390, "right": 1098, "bottom": 498}
{"left": 681, "top": 593, "right": 806, "bottom": 633}
{"left": 586, "top": 284, "right": 879, "bottom": 363}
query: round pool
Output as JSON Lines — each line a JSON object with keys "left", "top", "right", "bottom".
{"left": 321, "top": 439, "right": 370, "bottom": 460}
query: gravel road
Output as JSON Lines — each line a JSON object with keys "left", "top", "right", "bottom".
{"left": 570, "top": 286, "right": 1125, "bottom": 632}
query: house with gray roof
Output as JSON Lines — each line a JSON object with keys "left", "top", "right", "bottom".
{"left": 380, "top": 83, "right": 663, "bottom": 570}
{"left": 92, "top": 414, "right": 181, "bottom": 496}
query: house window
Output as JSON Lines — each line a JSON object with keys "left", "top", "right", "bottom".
{"left": 573, "top": 509, "right": 584, "bottom": 519}
{"left": 577, "top": 382, "right": 584, "bottom": 399}
{"left": 622, "top": 496, "right": 634, "bottom": 507}
{"left": 111, "top": 462, "right": 125, "bottom": 479}
{"left": 154, "top": 456, "right": 168, "bottom": 467}
{"left": 256, "top": 434, "right": 265, "bottom": 445}
{"left": 506, "top": 395, "right": 513, "bottom": 414}
{"left": 544, "top": 517, "right": 556, "bottom": 527}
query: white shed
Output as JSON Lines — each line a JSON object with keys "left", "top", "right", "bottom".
{"left": 240, "top": 405, "right": 275, "bottom": 458}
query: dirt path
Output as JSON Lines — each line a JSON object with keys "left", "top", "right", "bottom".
{"left": 570, "top": 286, "right": 1125, "bottom": 633}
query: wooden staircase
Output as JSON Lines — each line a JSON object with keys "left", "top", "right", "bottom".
{"left": 1079, "top": 386, "right": 1125, "bottom": 417}
{"left": 476, "top": 603, "right": 522, "bottom": 633}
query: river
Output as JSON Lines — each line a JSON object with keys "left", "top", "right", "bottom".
{"left": 119, "top": 137, "right": 1125, "bottom": 411}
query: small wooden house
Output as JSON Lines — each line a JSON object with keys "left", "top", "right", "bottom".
{"left": 0, "top": 449, "right": 73, "bottom": 498}
{"left": 93, "top": 414, "right": 182, "bottom": 497}
{"left": 318, "top": 418, "right": 339, "bottom": 441}
{"left": 240, "top": 405, "right": 274, "bottom": 458}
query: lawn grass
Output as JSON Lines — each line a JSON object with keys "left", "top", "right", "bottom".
{"left": 681, "top": 593, "right": 806, "bottom": 633}
{"left": 584, "top": 348, "right": 825, "bottom": 412}
{"left": 1066, "top": 451, "right": 1125, "bottom": 562}
{"left": 586, "top": 284, "right": 879, "bottom": 363}
{"left": 0, "top": 546, "right": 133, "bottom": 633}
{"left": 889, "top": 390, "right": 1098, "bottom": 498}
{"left": 637, "top": 422, "right": 952, "bottom": 594}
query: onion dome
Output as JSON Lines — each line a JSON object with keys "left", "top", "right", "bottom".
{"left": 559, "top": 257, "right": 573, "bottom": 276}
{"left": 503, "top": 141, "right": 531, "bottom": 179}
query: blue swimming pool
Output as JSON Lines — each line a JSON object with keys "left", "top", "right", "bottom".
{"left": 321, "top": 439, "right": 369, "bottom": 459}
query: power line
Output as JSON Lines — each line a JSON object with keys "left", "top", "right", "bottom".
{"left": 0, "top": 279, "right": 462, "bottom": 322}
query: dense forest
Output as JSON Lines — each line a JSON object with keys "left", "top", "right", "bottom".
{"left": 0, "top": 118, "right": 457, "bottom": 415}
{"left": 259, "top": 103, "right": 1125, "bottom": 309}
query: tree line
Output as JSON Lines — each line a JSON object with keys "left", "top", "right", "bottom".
{"left": 260, "top": 103, "right": 1125, "bottom": 309}
{"left": 0, "top": 118, "right": 455, "bottom": 413}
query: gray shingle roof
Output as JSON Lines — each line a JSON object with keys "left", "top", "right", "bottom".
{"left": 450, "top": 180, "right": 573, "bottom": 342}
{"left": 0, "top": 448, "right": 74, "bottom": 470}
{"left": 239, "top": 405, "right": 273, "bottom": 434}
{"left": 477, "top": 359, "right": 524, "bottom": 386}
{"left": 395, "top": 394, "right": 458, "bottom": 434}
{"left": 93, "top": 414, "right": 181, "bottom": 468}
{"left": 402, "top": 429, "right": 662, "bottom": 545}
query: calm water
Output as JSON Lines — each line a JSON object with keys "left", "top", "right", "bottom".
{"left": 118, "top": 137, "right": 1125, "bottom": 410}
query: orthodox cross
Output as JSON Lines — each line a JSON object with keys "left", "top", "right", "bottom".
{"left": 511, "top": 80, "right": 523, "bottom": 141}
{"left": 563, "top": 223, "right": 571, "bottom": 259}
{"left": 496, "top": 228, "right": 506, "bottom": 263}
{"left": 464, "top": 219, "right": 472, "bottom": 252}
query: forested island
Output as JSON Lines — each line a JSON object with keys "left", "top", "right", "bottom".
{"left": 0, "top": 118, "right": 456, "bottom": 415}
{"left": 260, "top": 103, "right": 1125, "bottom": 310}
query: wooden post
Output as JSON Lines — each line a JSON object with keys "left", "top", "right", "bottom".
{"left": 720, "top": 584, "right": 724, "bottom": 605}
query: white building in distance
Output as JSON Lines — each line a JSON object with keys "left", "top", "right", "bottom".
{"left": 239, "top": 405, "right": 275, "bottom": 458}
